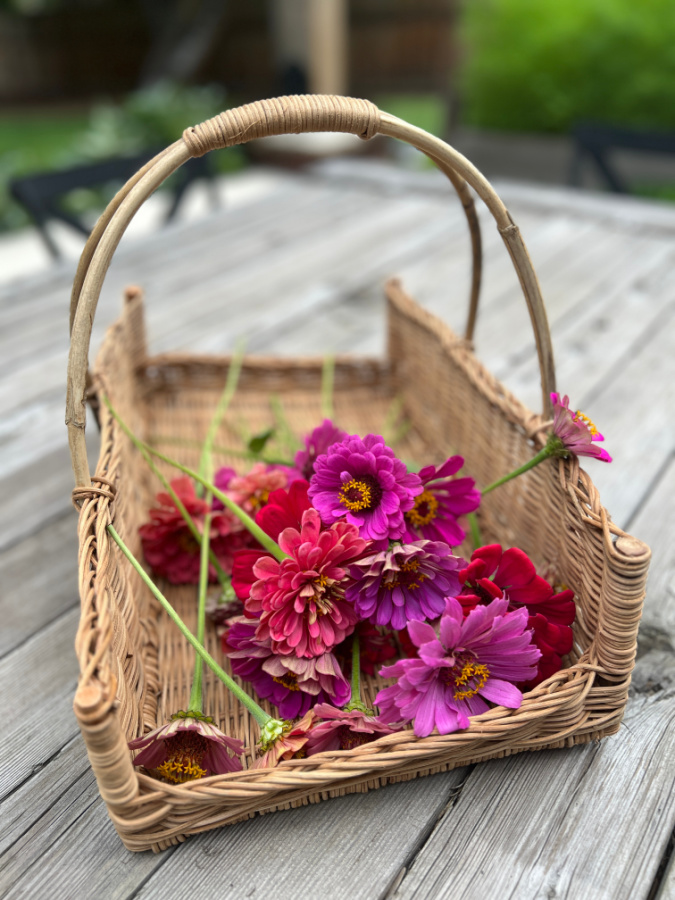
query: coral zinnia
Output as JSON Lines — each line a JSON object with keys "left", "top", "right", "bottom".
{"left": 223, "top": 619, "right": 350, "bottom": 718}
{"left": 346, "top": 540, "right": 464, "bottom": 630}
{"left": 306, "top": 703, "right": 399, "bottom": 755}
{"left": 248, "top": 508, "right": 367, "bottom": 657}
{"left": 128, "top": 711, "right": 243, "bottom": 782}
{"left": 253, "top": 710, "right": 316, "bottom": 769}
{"left": 458, "top": 544, "right": 575, "bottom": 687}
{"left": 549, "top": 393, "right": 612, "bottom": 462}
{"left": 218, "top": 462, "right": 295, "bottom": 515}
{"left": 403, "top": 456, "right": 481, "bottom": 547}
{"left": 139, "top": 476, "right": 249, "bottom": 584}
{"left": 376, "top": 598, "right": 541, "bottom": 737}
{"left": 308, "top": 433, "right": 422, "bottom": 541}
{"left": 295, "top": 419, "right": 348, "bottom": 481}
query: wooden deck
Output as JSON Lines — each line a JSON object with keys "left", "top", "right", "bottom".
{"left": 1, "top": 159, "right": 674, "bottom": 899}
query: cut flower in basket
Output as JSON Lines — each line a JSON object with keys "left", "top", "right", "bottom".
{"left": 376, "top": 597, "right": 541, "bottom": 737}
{"left": 403, "top": 455, "right": 481, "bottom": 547}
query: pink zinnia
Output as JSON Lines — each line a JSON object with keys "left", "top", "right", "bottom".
{"left": 248, "top": 508, "right": 367, "bottom": 657}
{"left": 218, "top": 462, "right": 293, "bottom": 515}
{"left": 308, "top": 433, "right": 422, "bottom": 541}
{"left": 549, "top": 393, "right": 612, "bottom": 462}
{"left": 403, "top": 456, "right": 481, "bottom": 547}
{"left": 306, "top": 703, "right": 400, "bottom": 755}
{"left": 128, "top": 712, "right": 243, "bottom": 781}
{"left": 376, "top": 597, "right": 541, "bottom": 737}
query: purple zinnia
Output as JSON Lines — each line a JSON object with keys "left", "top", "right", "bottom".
{"left": 305, "top": 703, "right": 400, "bottom": 755}
{"left": 346, "top": 540, "right": 464, "bottom": 630}
{"left": 308, "top": 433, "right": 422, "bottom": 541}
{"left": 376, "top": 597, "right": 541, "bottom": 737}
{"left": 223, "top": 619, "right": 350, "bottom": 718}
{"left": 403, "top": 456, "right": 481, "bottom": 547}
{"left": 295, "top": 419, "right": 348, "bottom": 481}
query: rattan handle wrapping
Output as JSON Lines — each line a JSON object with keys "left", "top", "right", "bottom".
{"left": 67, "top": 94, "right": 556, "bottom": 488}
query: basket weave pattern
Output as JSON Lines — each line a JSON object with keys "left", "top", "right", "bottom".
{"left": 67, "top": 96, "right": 650, "bottom": 852}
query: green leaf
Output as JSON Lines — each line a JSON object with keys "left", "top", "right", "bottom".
{"left": 248, "top": 428, "right": 276, "bottom": 455}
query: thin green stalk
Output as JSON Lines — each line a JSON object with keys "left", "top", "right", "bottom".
{"left": 187, "top": 510, "right": 211, "bottom": 712}
{"left": 149, "top": 435, "right": 295, "bottom": 467}
{"left": 481, "top": 446, "right": 554, "bottom": 495}
{"left": 345, "top": 633, "right": 371, "bottom": 714}
{"left": 108, "top": 525, "right": 272, "bottom": 729}
{"left": 197, "top": 339, "right": 246, "bottom": 489}
{"left": 103, "top": 396, "right": 288, "bottom": 562}
{"left": 270, "top": 395, "right": 300, "bottom": 458}
{"left": 321, "top": 355, "right": 335, "bottom": 420}
{"left": 468, "top": 512, "right": 483, "bottom": 550}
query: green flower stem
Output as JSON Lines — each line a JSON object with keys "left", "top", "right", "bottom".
{"left": 321, "top": 355, "right": 335, "bottom": 420}
{"left": 103, "top": 396, "right": 288, "bottom": 562}
{"left": 108, "top": 525, "right": 272, "bottom": 729}
{"left": 481, "top": 445, "right": 555, "bottom": 495}
{"left": 270, "top": 395, "right": 300, "bottom": 458}
{"left": 345, "top": 633, "right": 371, "bottom": 714}
{"left": 148, "top": 436, "right": 295, "bottom": 467}
{"left": 197, "top": 340, "right": 246, "bottom": 489}
{"left": 468, "top": 512, "right": 483, "bottom": 550}
{"left": 188, "top": 510, "right": 212, "bottom": 713}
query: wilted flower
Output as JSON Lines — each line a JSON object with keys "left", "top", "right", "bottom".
{"left": 403, "top": 456, "right": 480, "bottom": 547}
{"left": 549, "top": 393, "right": 612, "bottom": 462}
{"left": 309, "top": 433, "right": 422, "bottom": 541}
{"left": 306, "top": 703, "right": 400, "bottom": 755}
{"left": 295, "top": 419, "right": 348, "bottom": 481}
{"left": 248, "top": 508, "right": 367, "bottom": 657}
{"left": 346, "top": 540, "right": 463, "bottom": 630}
{"left": 253, "top": 710, "right": 316, "bottom": 769}
{"left": 376, "top": 598, "right": 541, "bottom": 737}
{"left": 128, "top": 711, "right": 243, "bottom": 782}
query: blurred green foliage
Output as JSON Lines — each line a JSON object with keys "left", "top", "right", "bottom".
{"left": 461, "top": 0, "right": 675, "bottom": 132}
{"left": 0, "top": 81, "right": 243, "bottom": 232}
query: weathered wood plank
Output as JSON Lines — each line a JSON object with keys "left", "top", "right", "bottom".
{"left": 391, "top": 659, "right": 675, "bottom": 900}
{"left": 0, "top": 513, "right": 78, "bottom": 657}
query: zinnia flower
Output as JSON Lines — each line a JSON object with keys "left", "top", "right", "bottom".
{"left": 346, "top": 540, "right": 464, "bottom": 630}
{"left": 218, "top": 462, "right": 294, "bottom": 514}
{"left": 139, "top": 477, "right": 249, "bottom": 584}
{"left": 128, "top": 711, "right": 243, "bottom": 782}
{"left": 308, "top": 433, "right": 422, "bottom": 541}
{"left": 549, "top": 393, "right": 612, "bottom": 462}
{"left": 295, "top": 419, "right": 348, "bottom": 481}
{"left": 255, "top": 479, "right": 312, "bottom": 540}
{"left": 376, "top": 598, "right": 541, "bottom": 737}
{"left": 248, "top": 508, "right": 367, "bottom": 657}
{"left": 223, "top": 619, "right": 350, "bottom": 718}
{"left": 253, "top": 710, "right": 316, "bottom": 769}
{"left": 403, "top": 456, "right": 481, "bottom": 547}
{"left": 458, "top": 544, "right": 575, "bottom": 687}
{"left": 306, "top": 703, "right": 400, "bottom": 755}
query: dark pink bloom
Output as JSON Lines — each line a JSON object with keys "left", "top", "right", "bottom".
{"left": 128, "top": 712, "right": 243, "bottom": 781}
{"left": 308, "top": 433, "right": 422, "bottom": 541}
{"left": 306, "top": 703, "right": 400, "bottom": 755}
{"left": 458, "top": 544, "right": 576, "bottom": 687}
{"left": 223, "top": 619, "right": 350, "bottom": 718}
{"left": 253, "top": 710, "right": 316, "bottom": 769}
{"left": 549, "top": 393, "right": 612, "bottom": 462}
{"left": 376, "top": 597, "right": 541, "bottom": 737}
{"left": 255, "top": 479, "right": 312, "bottom": 540}
{"left": 248, "top": 508, "right": 367, "bottom": 658}
{"left": 139, "top": 477, "right": 249, "bottom": 584}
{"left": 346, "top": 540, "right": 464, "bottom": 630}
{"left": 295, "top": 419, "right": 348, "bottom": 481}
{"left": 403, "top": 456, "right": 481, "bottom": 547}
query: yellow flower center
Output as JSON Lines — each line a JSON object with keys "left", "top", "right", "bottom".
{"left": 339, "top": 478, "right": 372, "bottom": 512}
{"left": 249, "top": 489, "right": 270, "bottom": 510}
{"left": 156, "top": 731, "right": 208, "bottom": 784}
{"left": 452, "top": 661, "right": 490, "bottom": 700}
{"left": 384, "top": 558, "right": 428, "bottom": 591}
{"left": 272, "top": 672, "right": 301, "bottom": 691}
{"left": 406, "top": 490, "right": 439, "bottom": 528}
{"left": 573, "top": 410, "right": 599, "bottom": 436}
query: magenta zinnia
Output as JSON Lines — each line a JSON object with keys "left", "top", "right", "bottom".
{"left": 346, "top": 540, "right": 464, "bottom": 630}
{"left": 403, "top": 456, "right": 480, "bottom": 546}
{"left": 549, "top": 393, "right": 612, "bottom": 462}
{"left": 308, "top": 433, "right": 422, "bottom": 541}
{"left": 376, "top": 598, "right": 541, "bottom": 737}
{"left": 295, "top": 419, "right": 348, "bottom": 481}
{"left": 247, "top": 508, "right": 367, "bottom": 658}
{"left": 306, "top": 703, "right": 399, "bottom": 755}
{"left": 128, "top": 711, "right": 243, "bottom": 782}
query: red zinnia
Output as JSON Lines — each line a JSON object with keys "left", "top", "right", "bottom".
{"left": 248, "top": 508, "right": 368, "bottom": 658}
{"left": 458, "top": 544, "right": 575, "bottom": 688}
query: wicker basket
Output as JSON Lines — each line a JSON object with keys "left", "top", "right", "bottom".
{"left": 66, "top": 96, "right": 651, "bottom": 853}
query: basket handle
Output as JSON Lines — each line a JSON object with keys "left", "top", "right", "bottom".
{"left": 67, "top": 94, "right": 555, "bottom": 489}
